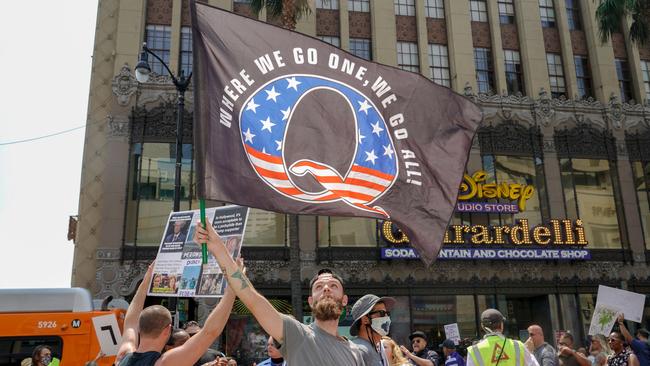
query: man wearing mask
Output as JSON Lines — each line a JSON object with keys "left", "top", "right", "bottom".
{"left": 350, "top": 294, "right": 396, "bottom": 366}
{"left": 400, "top": 331, "right": 440, "bottom": 366}
{"left": 467, "top": 309, "right": 539, "bottom": 366}
{"left": 257, "top": 336, "right": 286, "bottom": 366}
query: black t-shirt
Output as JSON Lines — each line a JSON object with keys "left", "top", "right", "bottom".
{"left": 120, "top": 351, "right": 162, "bottom": 366}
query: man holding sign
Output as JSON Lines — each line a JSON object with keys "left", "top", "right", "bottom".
{"left": 115, "top": 262, "right": 236, "bottom": 366}
{"left": 194, "top": 222, "right": 365, "bottom": 365}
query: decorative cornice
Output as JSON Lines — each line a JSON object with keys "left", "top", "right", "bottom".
{"left": 111, "top": 64, "right": 139, "bottom": 107}
{"left": 554, "top": 121, "right": 617, "bottom": 159}
{"left": 107, "top": 115, "right": 129, "bottom": 138}
{"left": 478, "top": 119, "right": 543, "bottom": 157}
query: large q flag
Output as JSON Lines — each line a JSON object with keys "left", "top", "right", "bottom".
{"left": 190, "top": 1, "right": 482, "bottom": 265}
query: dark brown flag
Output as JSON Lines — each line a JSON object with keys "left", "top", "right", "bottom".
{"left": 191, "top": 1, "right": 482, "bottom": 265}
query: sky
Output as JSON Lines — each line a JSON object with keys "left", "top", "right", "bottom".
{"left": 0, "top": 1, "right": 98, "bottom": 288}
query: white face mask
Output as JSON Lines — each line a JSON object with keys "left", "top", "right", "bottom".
{"left": 371, "top": 316, "right": 391, "bottom": 336}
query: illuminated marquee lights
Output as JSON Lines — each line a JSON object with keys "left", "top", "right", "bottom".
{"left": 458, "top": 170, "right": 535, "bottom": 210}
{"left": 381, "top": 219, "right": 589, "bottom": 246}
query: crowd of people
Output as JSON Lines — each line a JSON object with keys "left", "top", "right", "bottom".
{"left": 30, "top": 221, "right": 649, "bottom": 366}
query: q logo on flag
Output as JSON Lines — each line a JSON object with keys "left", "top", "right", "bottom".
{"left": 239, "top": 74, "right": 398, "bottom": 217}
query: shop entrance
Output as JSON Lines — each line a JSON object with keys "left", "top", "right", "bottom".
{"left": 501, "top": 294, "right": 553, "bottom": 342}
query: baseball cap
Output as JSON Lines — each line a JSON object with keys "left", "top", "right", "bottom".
{"left": 439, "top": 339, "right": 457, "bottom": 349}
{"left": 349, "top": 294, "right": 396, "bottom": 336}
{"left": 481, "top": 308, "right": 506, "bottom": 327}
{"left": 409, "top": 330, "right": 428, "bottom": 342}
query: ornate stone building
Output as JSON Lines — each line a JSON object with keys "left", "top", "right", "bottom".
{"left": 75, "top": 0, "right": 650, "bottom": 362}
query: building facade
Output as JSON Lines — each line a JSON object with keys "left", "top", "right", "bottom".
{"left": 75, "top": 0, "right": 650, "bottom": 363}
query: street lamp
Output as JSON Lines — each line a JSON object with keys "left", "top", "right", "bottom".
{"left": 135, "top": 42, "right": 192, "bottom": 212}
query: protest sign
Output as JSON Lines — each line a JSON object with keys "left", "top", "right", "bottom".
{"left": 444, "top": 323, "right": 461, "bottom": 345}
{"left": 148, "top": 205, "right": 249, "bottom": 298}
{"left": 594, "top": 285, "right": 646, "bottom": 323}
{"left": 92, "top": 314, "right": 122, "bottom": 356}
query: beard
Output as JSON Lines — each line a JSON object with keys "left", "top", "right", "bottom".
{"left": 311, "top": 296, "right": 344, "bottom": 321}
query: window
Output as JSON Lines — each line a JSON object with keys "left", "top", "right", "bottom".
{"left": 631, "top": 161, "right": 650, "bottom": 249}
{"left": 318, "top": 36, "right": 340, "bottom": 47}
{"left": 425, "top": 0, "right": 445, "bottom": 19}
{"left": 498, "top": 0, "right": 515, "bottom": 24}
{"left": 566, "top": 0, "right": 582, "bottom": 30}
{"left": 179, "top": 27, "right": 192, "bottom": 77}
{"left": 429, "top": 44, "right": 450, "bottom": 87}
{"left": 641, "top": 60, "right": 650, "bottom": 102}
{"left": 350, "top": 38, "right": 372, "bottom": 60}
{"left": 348, "top": 0, "right": 369, "bottom": 12}
{"left": 0, "top": 337, "right": 63, "bottom": 365}
{"left": 560, "top": 158, "right": 622, "bottom": 248}
{"left": 316, "top": 0, "right": 339, "bottom": 9}
{"left": 539, "top": 0, "right": 556, "bottom": 28}
{"left": 126, "top": 142, "right": 195, "bottom": 245}
{"left": 395, "top": 0, "right": 416, "bottom": 16}
{"left": 244, "top": 209, "right": 287, "bottom": 246}
{"left": 411, "top": 296, "right": 477, "bottom": 349}
{"left": 504, "top": 50, "right": 525, "bottom": 95}
{"left": 397, "top": 42, "right": 420, "bottom": 73}
{"left": 234, "top": 0, "right": 252, "bottom": 3}
{"left": 482, "top": 155, "right": 546, "bottom": 226}
{"left": 145, "top": 25, "right": 172, "bottom": 76}
{"left": 318, "top": 217, "right": 377, "bottom": 246}
{"left": 574, "top": 56, "right": 593, "bottom": 99}
{"left": 615, "top": 59, "right": 633, "bottom": 103}
{"left": 546, "top": 53, "right": 566, "bottom": 98}
{"left": 474, "top": 48, "right": 494, "bottom": 93}
{"left": 470, "top": 0, "right": 488, "bottom": 22}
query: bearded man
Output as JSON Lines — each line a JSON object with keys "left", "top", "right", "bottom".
{"left": 196, "top": 223, "right": 365, "bottom": 366}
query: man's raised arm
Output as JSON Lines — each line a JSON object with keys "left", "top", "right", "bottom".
{"left": 116, "top": 262, "right": 154, "bottom": 362}
{"left": 160, "top": 263, "right": 238, "bottom": 365}
{"left": 195, "top": 222, "right": 284, "bottom": 342}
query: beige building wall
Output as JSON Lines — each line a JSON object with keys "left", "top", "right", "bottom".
{"left": 371, "top": 0, "right": 397, "bottom": 65}
{"left": 515, "top": 0, "right": 551, "bottom": 96}
{"left": 445, "top": 0, "right": 475, "bottom": 92}
{"left": 75, "top": 0, "right": 650, "bottom": 294}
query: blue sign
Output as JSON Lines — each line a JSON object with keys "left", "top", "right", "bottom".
{"left": 381, "top": 247, "right": 591, "bottom": 260}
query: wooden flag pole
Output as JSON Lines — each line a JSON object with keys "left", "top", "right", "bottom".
{"left": 199, "top": 199, "right": 208, "bottom": 264}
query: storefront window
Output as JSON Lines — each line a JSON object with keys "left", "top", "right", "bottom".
{"left": 318, "top": 217, "right": 377, "bottom": 247}
{"left": 243, "top": 209, "right": 287, "bottom": 246}
{"left": 631, "top": 161, "right": 650, "bottom": 249}
{"left": 482, "top": 155, "right": 545, "bottom": 226}
{"left": 411, "top": 295, "right": 477, "bottom": 347}
{"left": 560, "top": 158, "right": 622, "bottom": 248}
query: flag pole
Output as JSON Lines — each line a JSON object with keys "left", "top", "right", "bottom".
{"left": 200, "top": 198, "right": 208, "bottom": 264}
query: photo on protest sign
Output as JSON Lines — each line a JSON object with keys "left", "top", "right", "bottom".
{"left": 148, "top": 205, "right": 249, "bottom": 298}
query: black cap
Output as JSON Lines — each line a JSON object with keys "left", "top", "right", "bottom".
{"left": 481, "top": 308, "right": 506, "bottom": 327}
{"left": 409, "top": 330, "right": 427, "bottom": 342}
{"left": 439, "top": 339, "right": 457, "bottom": 349}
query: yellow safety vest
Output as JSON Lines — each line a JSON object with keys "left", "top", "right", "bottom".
{"left": 468, "top": 335, "right": 526, "bottom": 366}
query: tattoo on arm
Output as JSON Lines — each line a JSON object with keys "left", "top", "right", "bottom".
{"left": 230, "top": 269, "right": 250, "bottom": 290}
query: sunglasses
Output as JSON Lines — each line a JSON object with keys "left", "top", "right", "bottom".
{"left": 368, "top": 310, "right": 390, "bottom": 317}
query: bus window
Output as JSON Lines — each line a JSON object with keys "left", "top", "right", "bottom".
{"left": 0, "top": 336, "right": 63, "bottom": 366}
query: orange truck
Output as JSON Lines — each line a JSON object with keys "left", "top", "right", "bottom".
{"left": 0, "top": 288, "right": 126, "bottom": 366}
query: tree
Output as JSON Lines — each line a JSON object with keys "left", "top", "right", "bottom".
{"left": 596, "top": 0, "right": 649, "bottom": 45}
{"left": 250, "top": 0, "right": 312, "bottom": 30}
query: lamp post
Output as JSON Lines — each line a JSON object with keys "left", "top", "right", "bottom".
{"left": 135, "top": 42, "right": 192, "bottom": 212}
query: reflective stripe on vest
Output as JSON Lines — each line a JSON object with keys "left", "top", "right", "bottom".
{"left": 468, "top": 336, "right": 525, "bottom": 366}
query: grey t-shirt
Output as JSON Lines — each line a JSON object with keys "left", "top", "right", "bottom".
{"left": 352, "top": 337, "right": 383, "bottom": 366}
{"left": 277, "top": 315, "right": 366, "bottom": 366}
